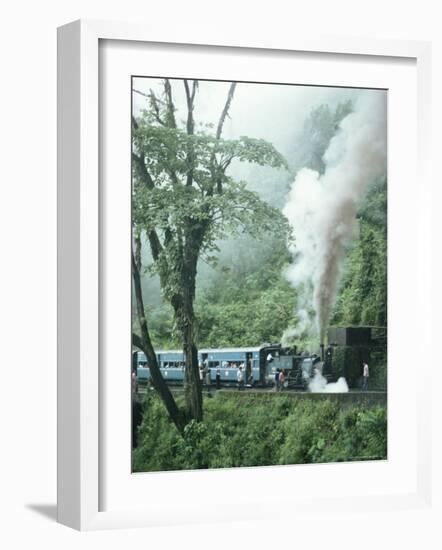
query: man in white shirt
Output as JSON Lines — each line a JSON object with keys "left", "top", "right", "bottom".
{"left": 237, "top": 366, "right": 244, "bottom": 391}
{"left": 362, "top": 362, "right": 369, "bottom": 390}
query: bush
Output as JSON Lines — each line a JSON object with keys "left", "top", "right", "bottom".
{"left": 132, "top": 393, "right": 387, "bottom": 472}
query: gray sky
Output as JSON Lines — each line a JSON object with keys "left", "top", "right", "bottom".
{"left": 132, "top": 77, "right": 364, "bottom": 156}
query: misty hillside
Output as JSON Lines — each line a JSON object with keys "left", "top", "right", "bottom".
{"left": 132, "top": 80, "right": 387, "bottom": 350}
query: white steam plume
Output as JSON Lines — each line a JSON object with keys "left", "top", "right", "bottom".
{"left": 283, "top": 92, "right": 387, "bottom": 342}
{"left": 281, "top": 306, "right": 315, "bottom": 345}
{"left": 309, "top": 371, "right": 349, "bottom": 393}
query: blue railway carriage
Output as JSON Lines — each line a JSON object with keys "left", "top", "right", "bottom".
{"left": 135, "top": 349, "right": 186, "bottom": 384}
{"left": 133, "top": 346, "right": 264, "bottom": 387}
{"left": 200, "top": 347, "right": 261, "bottom": 386}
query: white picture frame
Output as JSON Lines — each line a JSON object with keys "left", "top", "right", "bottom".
{"left": 57, "top": 19, "right": 432, "bottom": 531}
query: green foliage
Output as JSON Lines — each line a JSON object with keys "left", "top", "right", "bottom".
{"left": 366, "top": 349, "right": 387, "bottom": 390}
{"left": 133, "top": 393, "right": 387, "bottom": 472}
{"left": 195, "top": 237, "right": 296, "bottom": 347}
{"left": 320, "top": 407, "right": 387, "bottom": 462}
{"left": 332, "top": 178, "right": 387, "bottom": 328}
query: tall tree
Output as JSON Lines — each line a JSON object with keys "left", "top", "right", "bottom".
{"left": 132, "top": 79, "right": 289, "bottom": 423}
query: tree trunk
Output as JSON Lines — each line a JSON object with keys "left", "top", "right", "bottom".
{"left": 131, "top": 252, "right": 186, "bottom": 433}
{"left": 180, "top": 235, "right": 203, "bottom": 421}
{"left": 182, "top": 298, "right": 202, "bottom": 421}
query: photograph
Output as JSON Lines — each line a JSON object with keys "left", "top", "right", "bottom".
{"left": 130, "top": 76, "right": 388, "bottom": 473}
{"left": 3, "top": 1, "right": 437, "bottom": 543}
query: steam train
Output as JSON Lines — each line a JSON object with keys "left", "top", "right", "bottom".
{"left": 132, "top": 343, "right": 335, "bottom": 389}
{"left": 133, "top": 326, "right": 387, "bottom": 390}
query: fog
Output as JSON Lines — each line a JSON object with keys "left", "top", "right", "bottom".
{"left": 132, "top": 77, "right": 362, "bottom": 165}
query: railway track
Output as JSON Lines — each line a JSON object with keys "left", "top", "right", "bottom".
{"left": 137, "top": 385, "right": 386, "bottom": 397}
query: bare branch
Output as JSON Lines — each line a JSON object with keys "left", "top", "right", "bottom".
{"left": 134, "top": 229, "right": 142, "bottom": 271}
{"left": 133, "top": 88, "right": 150, "bottom": 99}
{"left": 183, "top": 80, "right": 196, "bottom": 135}
{"left": 132, "top": 120, "right": 167, "bottom": 261}
{"left": 147, "top": 230, "right": 163, "bottom": 262}
{"left": 184, "top": 79, "right": 199, "bottom": 186}
{"left": 220, "top": 154, "right": 235, "bottom": 171}
{"left": 207, "top": 82, "right": 238, "bottom": 196}
{"left": 216, "top": 82, "right": 237, "bottom": 139}
{"left": 132, "top": 332, "right": 143, "bottom": 350}
{"left": 163, "top": 79, "right": 177, "bottom": 128}
{"left": 148, "top": 89, "right": 166, "bottom": 126}
{"left": 132, "top": 152, "right": 155, "bottom": 189}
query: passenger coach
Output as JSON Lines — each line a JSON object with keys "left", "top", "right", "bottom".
{"left": 133, "top": 345, "right": 282, "bottom": 387}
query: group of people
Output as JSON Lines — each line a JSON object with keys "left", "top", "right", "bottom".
{"left": 199, "top": 360, "right": 224, "bottom": 390}
{"left": 198, "top": 360, "right": 253, "bottom": 390}
{"left": 198, "top": 360, "right": 213, "bottom": 388}
{"left": 267, "top": 352, "right": 286, "bottom": 392}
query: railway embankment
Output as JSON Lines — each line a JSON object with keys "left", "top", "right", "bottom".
{"left": 214, "top": 389, "right": 387, "bottom": 408}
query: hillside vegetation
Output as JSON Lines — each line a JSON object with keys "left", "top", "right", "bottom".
{"left": 133, "top": 393, "right": 387, "bottom": 471}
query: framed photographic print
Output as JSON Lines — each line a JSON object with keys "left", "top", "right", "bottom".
{"left": 57, "top": 19, "right": 432, "bottom": 530}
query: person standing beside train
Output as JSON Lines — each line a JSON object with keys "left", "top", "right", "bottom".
{"left": 205, "top": 365, "right": 211, "bottom": 387}
{"left": 362, "top": 362, "right": 369, "bottom": 390}
{"left": 278, "top": 370, "right": 285, "bottom": 392}
{"left": 274, "top": 369, "right": 280, "bottom": 391}
{"left": 237, "top": 366, "right": 244, "bottom": 391}
{"left": 199, "top": 360, "right": 204, "bottom": 386}
{"left": 131, "top": 368, "right": 138, "bottom": 395}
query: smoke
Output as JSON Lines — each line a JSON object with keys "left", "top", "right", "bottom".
{"left": 283, "top": 92, "right": 387, "bottom": 342}
{"left": 281, "top": 306, "right": 315, "bottom": 344}
{"left": 309, "top": 371, "right": 349, "bottom": 393}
